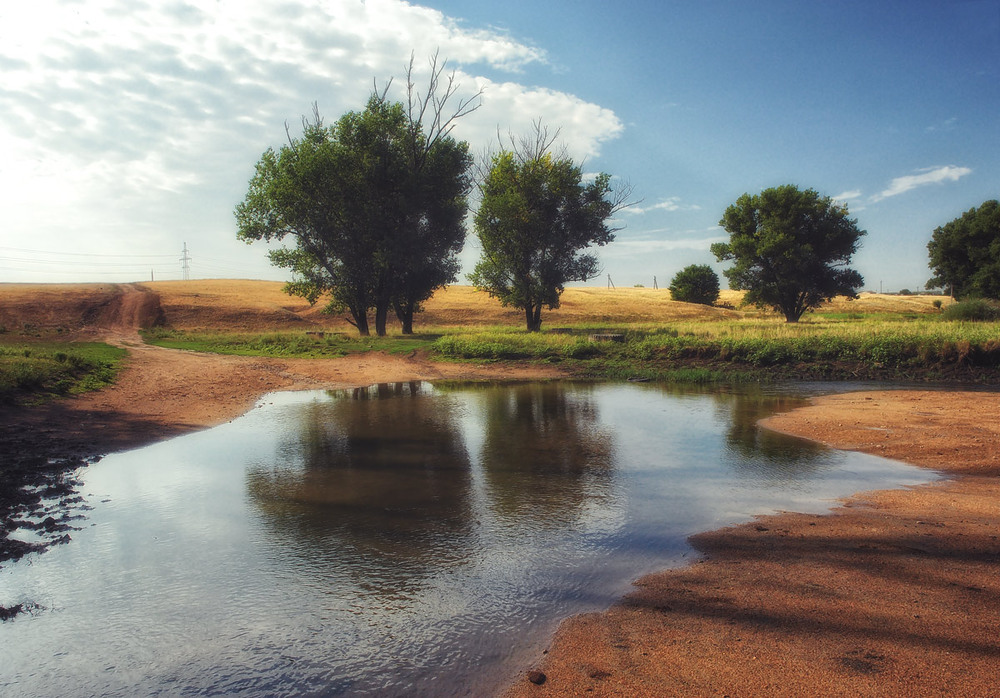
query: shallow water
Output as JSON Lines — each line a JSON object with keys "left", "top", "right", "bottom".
{"left": 0, "top": 382, "right": 935, "bottom": 696}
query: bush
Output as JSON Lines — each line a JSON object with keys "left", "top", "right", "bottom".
{"left": 941, "top": 298, "right": 1000, "bottom": 322}
{"left": 669, "top": 264, "right": 720, "bottom": 305}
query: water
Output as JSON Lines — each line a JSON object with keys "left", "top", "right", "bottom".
{"left": 0, "top": 382, "right": 936, "bottom": 696}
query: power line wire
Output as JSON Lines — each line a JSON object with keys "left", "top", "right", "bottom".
{"left": 0, "top": 246, "right": 176, "bottom": 259}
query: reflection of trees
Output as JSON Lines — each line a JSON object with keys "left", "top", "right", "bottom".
{"left": 246, "top": 382, "right": 474, "bottom": 595}
{"left": 478, "top": 383, "right": 615, "bottom": 526}
{"left": 721, "top": 391, "right": 823, "bottom": 460}
{"left": 641, "top": 383, "right": 828, "bottom": 481}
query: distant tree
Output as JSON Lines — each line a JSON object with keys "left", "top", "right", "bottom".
{"left": 235, "top": 54, "right": 478, "bottom": 336}
{"left": 926, "top": 200, "right": 1000, "bottom": 299}
{"left": 669, "top": 264, "right": 720, "bottom": 305}
{"left": 712, "top": 184, "right": 865, "bottom": 322}
{"left": 468, "top": 125, "right": 632, "bottom": 332}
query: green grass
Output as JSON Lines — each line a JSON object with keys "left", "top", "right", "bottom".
{"left": 430, "top": 316, "right": 1000, "bottom": 381}
{"left": 0, "top": 341, "right": 127, "bottom": 402}
{"left": 140, "top": 328, "right": 438, "bottom": 357}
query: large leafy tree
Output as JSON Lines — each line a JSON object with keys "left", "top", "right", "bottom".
{"left": 469, "top": 127, "right": 629, "bottom": 331}
{"left": 235, "top": 56, "right": 476, "bottom": 336}
{"left": 926, "top": 200, "right": 1000, "bottom": 299}
{"left": 712, "top": 185, "right": 865, "bottom": 322}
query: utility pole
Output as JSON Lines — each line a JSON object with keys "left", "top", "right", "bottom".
{"left": 180, "top": 242, "right": 191, "bottom": 281}
{"left": 653, "top": 276, "right": 658, "bottom": 290}
{"left": 607, "top": 274, "right": 615, "bottom": 289}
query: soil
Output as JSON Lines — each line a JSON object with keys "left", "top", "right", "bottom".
{"left": 3, "top": 283, "right": 998, "bottom": 695}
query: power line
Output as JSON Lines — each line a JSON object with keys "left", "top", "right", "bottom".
{"left": 0, "top": 246, "right": 175, "bottom": 259}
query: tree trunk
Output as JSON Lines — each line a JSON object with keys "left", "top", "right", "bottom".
{"left": 525, "top": 303, "right": 543, "bottom": 332}
{"left": 393, "top": 299, "right": 414, "bottom": 334}
{"left": 374, "top": 302, "right": 390, "bottom": 337}
{"left": 350, "top": 310, "right": 371, "bottom": 336}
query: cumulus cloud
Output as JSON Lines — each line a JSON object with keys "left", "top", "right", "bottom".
{"left": 871, "top": 166, "right": 972, "bottom": 202}
{"left": 0, "top": 0, "right": 623, "bottom": 280}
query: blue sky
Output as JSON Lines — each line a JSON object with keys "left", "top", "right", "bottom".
{"left": 1, "top": 0, "right": 997, "bottom": 292}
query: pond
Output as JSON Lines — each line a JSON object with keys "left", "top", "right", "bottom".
{"left": 0, "top": 381, "right": 936, "bottom": 697}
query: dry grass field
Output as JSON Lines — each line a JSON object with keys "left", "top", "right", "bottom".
{"left": 0, "top": 279, "right": 951, "bottom": 335}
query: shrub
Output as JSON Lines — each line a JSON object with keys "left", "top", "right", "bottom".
{"left": 941, "top": 298, "right": 1000, "bottom": 322}
{"left": 669, "top": 264, "right": 721, "bottom": 305}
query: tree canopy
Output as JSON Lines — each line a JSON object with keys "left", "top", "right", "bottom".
{"left": 468, "top": 128, "right": 629, "bottom": 331}
{"left": 235, "top": 56, "right": 476, "bottom": 336}
{"left": 669, "top": 264, "right": 720, "bottom": 305}
{"left": 926, "top": 200, "right": 1000, "bottom": 299}
{"left": 712, "top": 185, "right": 865, "bottom": 322}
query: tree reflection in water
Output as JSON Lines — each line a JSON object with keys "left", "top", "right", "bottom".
{"left": 474, "top": 383, "right": 616, "bottom": 527}
{"left": 246, "top": 382, "right": 474, "bottom": 596}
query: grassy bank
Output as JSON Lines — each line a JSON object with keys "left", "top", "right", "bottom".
{"left": 140, "top": 327, "right": 436, "bottom": 357}
{"left": 140, "top": 312, "right": 1000, "bottom": 384}
{"left": 0, "top": 341, "right": 127, "bottom": 403}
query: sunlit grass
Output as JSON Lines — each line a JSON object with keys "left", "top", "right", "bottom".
{"left": 0, "top": 341, "right": 127, "bottom": 402}
{"left": 140, "top": 327, "right": 438, "bottom": 357}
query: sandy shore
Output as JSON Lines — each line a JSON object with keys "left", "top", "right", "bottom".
{"left": 4, "top": 337, "right": 999, "bottom": 695}
{"left": 505, "top": 389, "right": 1000, "bottom": 697}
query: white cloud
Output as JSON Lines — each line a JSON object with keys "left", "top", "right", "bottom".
{"left": 833, "top": 190, "right": 863, "bottom": 202}
{"left": 0, "top": 0, "right": 622, "bottom": 281}
{"left": 600, "top": 231, "right": 727, "bottom": 258}
{"left": 925, "top": 117, "right": 957, "bottom": 133}
{"left": 625, "top": 197, "right": 701, "bottom": 215}
{"left": 871, "top": 165, "right": 972, "bottom": 202}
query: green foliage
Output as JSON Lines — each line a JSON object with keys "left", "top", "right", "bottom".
{"left": 669, "top": 264, "right": 720, "bottom": 305}
{"left": 236, "top": 87, "right": 473, "bottom": 337}
{"left": 0, "top": 342, "right": 126, "bottom": 402}
{"left": 941, "top": 298, "right": 1000, "bottom": 321}
{"left": 469, "top": 129, "right": 624, "bottom": 332}
{"left": 712, "top": 184, "right": 865, "bottom": 322}
{"left": 927, "top": 200, "right": 1000, "bottom": 299}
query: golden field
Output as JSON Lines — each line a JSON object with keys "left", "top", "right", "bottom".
{"left": 0, "top": 279, "right": 952, "bottom": 335}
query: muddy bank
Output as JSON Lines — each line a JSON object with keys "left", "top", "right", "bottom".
{"left": 505, "top": 389, "right": 1000, "bottom": 697}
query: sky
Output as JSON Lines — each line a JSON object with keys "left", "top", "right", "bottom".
{"left": 1, "top": 0, "right": 998, "bottom": 292}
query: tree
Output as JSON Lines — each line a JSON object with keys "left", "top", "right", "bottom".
{"left": 669, "top": 264, "right": 720, "bottom": 305}
{"left": 235, "top": 55, "right": 477, "bottom": 336}
{"left": 712, "top": 185, "right": 865, "bottom": 322}
{"left": 235, "top": 101, "right": 394, "bottom": 336}
{"left": 926, "top": 200, "right": 1000, "bottom": 299}
{"left": 469, "top": 126, "right": 631, "bottom": 332}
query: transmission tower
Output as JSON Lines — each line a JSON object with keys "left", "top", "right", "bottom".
{"left": 180, "top": 242, "right": 191, "bottom": 280}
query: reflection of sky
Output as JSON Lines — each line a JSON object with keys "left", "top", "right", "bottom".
{"left": 0, "top": 383, "right": 937, "bottom": 697}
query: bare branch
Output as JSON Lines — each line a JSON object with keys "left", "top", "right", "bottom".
{"left": 402, "top": 50, "right": 484, "bottom": 168}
